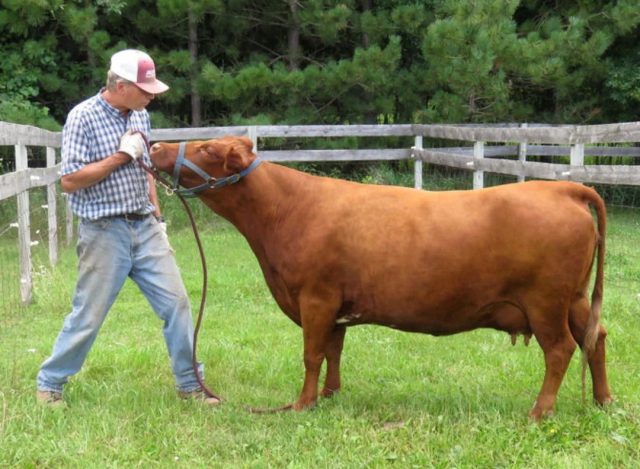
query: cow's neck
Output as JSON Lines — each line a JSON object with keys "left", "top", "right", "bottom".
{"left": 198, "top": 162, "right": 314, "bottom": 247}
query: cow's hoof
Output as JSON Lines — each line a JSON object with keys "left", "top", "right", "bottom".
{"left": 528, "top": 407, "right": 555, "bottom": 422}
{"left": 320, "top": 387, "right": 340, "bottom": 398}
{"left": 595, "top": 394, "right": 614, "bottom": 407}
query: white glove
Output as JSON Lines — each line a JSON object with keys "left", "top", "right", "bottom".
{"left": 155, "top": 215, "right": 167, "bottom": 233}
{"left": 156, "top": 217, "right": 173, "bottom": 252}
{"left": 118, "top": 130, "right": 145, "bottom": 161}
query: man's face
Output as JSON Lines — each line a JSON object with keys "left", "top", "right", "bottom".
{"left": 120, "top": 82, "right": 155, "bottom": 111}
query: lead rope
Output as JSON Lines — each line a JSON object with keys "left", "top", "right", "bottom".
{"left": 133, "top": 133, "right": 221, "bottom": 402}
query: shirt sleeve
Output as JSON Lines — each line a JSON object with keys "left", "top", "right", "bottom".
{"left": 60, "top": 109, "right": 92, "bottom": 176}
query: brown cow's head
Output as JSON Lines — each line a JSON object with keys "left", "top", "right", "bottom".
{"left": 149, "top": 136, "right": 256, "bottom": 192}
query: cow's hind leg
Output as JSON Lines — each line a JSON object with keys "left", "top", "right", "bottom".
{"left": 321, "top": 325, "right": 346, "bottom": 398}
{"left": 568, "top": 296, "right": 613, "bottom": 405}
{"left": 528, "top": 306, "right": 577, "bottom": 420}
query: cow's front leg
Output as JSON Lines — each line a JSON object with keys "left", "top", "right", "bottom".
{"left": 321, "top": 325, "right": 346, "bottom": 398}
{"left": 292, "top": 292, "right": 340, "bottom": 411}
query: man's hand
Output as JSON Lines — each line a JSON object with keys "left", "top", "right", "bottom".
{"left": 118, "top": 130, "right": 146, "bottom": 161}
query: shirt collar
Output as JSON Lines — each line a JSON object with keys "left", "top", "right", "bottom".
{"left": 96, "top": 88, "right": 130, "bottom": 119}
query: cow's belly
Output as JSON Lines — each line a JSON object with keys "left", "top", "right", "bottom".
{"left": 339, "top": 299, "right": 531, "bottom": 336}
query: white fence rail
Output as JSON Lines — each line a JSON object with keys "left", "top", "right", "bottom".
{"left": 0, "top": 123, "right": 64, "bottom": 304}
{"left": 1, "top": 120, "right": 640, "bottom": 303}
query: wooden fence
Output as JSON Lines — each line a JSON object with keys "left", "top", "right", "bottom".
{"left": 2, "top": 120, "right": 640, "bottom": 303}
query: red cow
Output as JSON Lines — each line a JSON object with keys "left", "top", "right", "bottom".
{"left": 150, "top": 136, "right": 612, "bottom": 419}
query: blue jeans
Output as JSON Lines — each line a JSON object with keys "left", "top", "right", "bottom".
{"left": 37, "top": 215, "right": 203, "bottom": 393}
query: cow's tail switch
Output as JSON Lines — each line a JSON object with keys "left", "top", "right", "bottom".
{"left": 579, "top": 186, "right": 606, "bottom": 403}
{"left": 583, "top": 186, "right": 606, "bottom": 357}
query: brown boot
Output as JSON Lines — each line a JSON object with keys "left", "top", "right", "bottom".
{"left": 36, "top": 390, "right": 66, "bottom": 408}
{"left": 177, "top": 388, "right": 221, "bottom": 406}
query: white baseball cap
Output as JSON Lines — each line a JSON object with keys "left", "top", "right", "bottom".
{"left": 109, "top": 49, "right": 169, "bottom": 94}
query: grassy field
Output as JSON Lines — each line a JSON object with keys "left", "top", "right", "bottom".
{"left": 1, "top": 204, "right": 639, "bottom": 468}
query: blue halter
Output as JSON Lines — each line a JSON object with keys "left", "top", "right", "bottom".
{"left": 171, "top": 141, "right": 262, "bottom": 197}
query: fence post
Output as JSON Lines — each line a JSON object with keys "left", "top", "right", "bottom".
{"left": 248, "top": 126, "right": 258, "bottom": 154}
{"left": 570, "top": 143, "right": 585, "bottom": 166}
{"left": 65, "top": 194, "right": 73, "bottom": 247}
{"left": 569, "top": 143, "right": 585, "bottom": 184}
{"left": 15, "top": 144, "right": 32, "bottom": 304}
{"left": 46, "top": 147, "right": 58, "bottom": 265}
{"left": 518, "top": 123, "right": 528, "bottom": 182}
{"left": 473, "top": 141, "right": 484, "bottom": 189}
{"left": 413, "top": 135, "right": 423, "bottom": 190}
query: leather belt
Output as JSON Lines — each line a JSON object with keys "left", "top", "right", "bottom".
{"left": 114, "top": 213, "right": 150, "bottom": 221}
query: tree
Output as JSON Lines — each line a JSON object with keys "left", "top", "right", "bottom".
{"left": 513, "top": 0, "right": 640, "bottom": 122}
{"left": 1, "top": 0, "right": 640, "bottom": 128}
{"left": 151, "top": 0, "right": 224, "bottom": 126}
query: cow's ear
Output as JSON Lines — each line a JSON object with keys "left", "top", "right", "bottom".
{"left": 237, "top": 136, "right": 254, "bottom": 153}
{"left": 224, "top": 138, "right": 252, "bottom": 172}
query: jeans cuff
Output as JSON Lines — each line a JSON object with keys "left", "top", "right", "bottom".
{"left": 178, "top": 385, "right": 203, "bottom": 393}
{"left": 37, "top": 385, "right": 63, "bottom": 393}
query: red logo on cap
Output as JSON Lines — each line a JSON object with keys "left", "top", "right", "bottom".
{"left": 137, "top": 58, "right": 156, "bottom": 83}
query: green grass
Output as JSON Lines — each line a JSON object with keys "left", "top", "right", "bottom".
{"left": 1, "top": 206, "right": 639, "bottom": 468}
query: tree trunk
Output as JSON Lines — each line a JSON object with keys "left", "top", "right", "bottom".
{"left": 188, "top": 6, "right": 202, "bottom": 127}
{"left": 288, "top": 0, "right": 301, "bottom": 71}
{"left": 361, "top": 0, "right": 371, "bottom": 48}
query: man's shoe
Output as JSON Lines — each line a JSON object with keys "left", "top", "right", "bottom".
{"left": 36, "top": 390, "right": 65, "bottom": 408}
{"left": 177, "top": 388, "right": 221, "bottom": 406}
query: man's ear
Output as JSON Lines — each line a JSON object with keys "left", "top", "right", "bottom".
{"left": 116, "top": 80, "right": 128, "bottom": 94}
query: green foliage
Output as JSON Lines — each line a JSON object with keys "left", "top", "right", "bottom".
{"left": 299, "top": 0, "right": 353, "bottom": 44}
{"left": 1, "top": 0, "right": 639, "bottom": 128}
{"left": 0, "top": 39, "right": 61, "bottom": 130}
{"left": 0, "top": 99, "right": 59, "bottom": 130}
{"left": 0, "top": 0, "right": 62, "bottom": 36}
{"left": 605, "top": 53, "right": 640, "bottom": 121}
{"left": 59, "top": 3, "right": 98, "bottom": 43}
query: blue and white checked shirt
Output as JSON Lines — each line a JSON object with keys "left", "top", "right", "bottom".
{"left": 61, "top": 90, "right": 155, "bottom": 220}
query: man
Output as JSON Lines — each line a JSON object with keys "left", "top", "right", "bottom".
{"left": 36, "top": 49, "right": 219, "bottom": 406}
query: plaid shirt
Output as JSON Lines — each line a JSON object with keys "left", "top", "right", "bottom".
{"left": 61, "top": 90, "right": 155, "bottom": 220}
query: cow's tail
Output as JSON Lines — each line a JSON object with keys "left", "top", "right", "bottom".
{"left": 580, "top": 186, "right": 606, "bottom": 401}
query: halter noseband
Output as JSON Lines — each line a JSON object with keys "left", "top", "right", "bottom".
{"left": 171, "top": 141, "right": 262, "bottom": 197}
